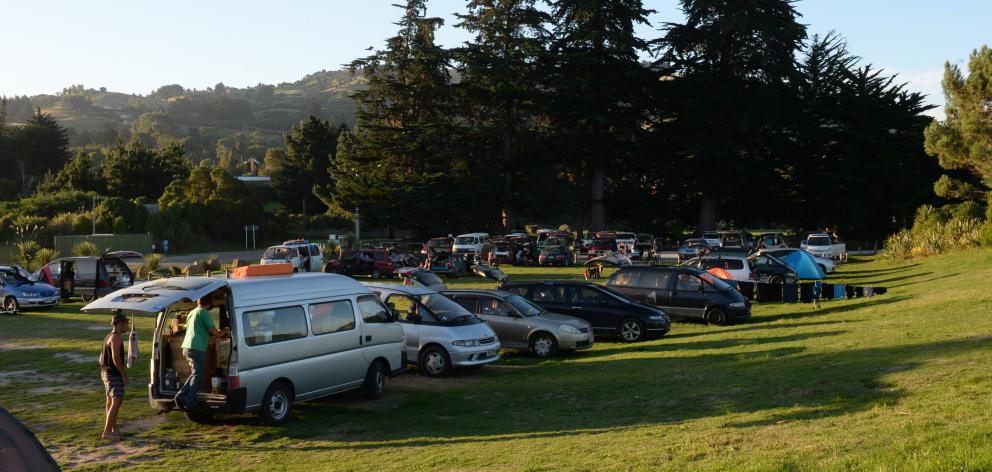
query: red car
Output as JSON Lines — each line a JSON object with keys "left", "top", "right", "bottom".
{"left": 588, "top": 237, "right": 618, "bottom": 256}
{"left": 322, "top": 249, "right": 396, "bottom": 279}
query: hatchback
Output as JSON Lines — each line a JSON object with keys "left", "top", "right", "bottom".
{"left": 605, "top": 266, "right": 750, "bottom": 325}
{"left": 0, "top": 265, "right": 59, "bottom": 311}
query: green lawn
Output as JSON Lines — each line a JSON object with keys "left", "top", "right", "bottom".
{"left": 2, "top": 250, "right": 991, "bottom": 470}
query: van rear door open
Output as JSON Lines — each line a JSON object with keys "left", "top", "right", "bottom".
{"left": 81, "top": 278, "right": 229, "bottom": 314}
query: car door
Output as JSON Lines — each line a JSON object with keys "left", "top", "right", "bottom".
{"left": 478, "top": 298, "right": 530, "bottom": 349}
{"left": 566, "top": 286, "right": 617, "bottom": 333}
{"left": 305, "top": 299, "right": 365, "bottom": 390}
{"left": 528, "top": 284, "right": 574, "bottom": 317}
{"left": 634, "top": 270, "right": 674, "bottom": 309}
{"left": 356, "top": 294, "right": 403, "bottom": 365}
{"left": 310, "top": 244, "right": 323, "bottom": 272}
{"left": 669, "top": 273, "right": 708, "bottom": 320}
{"left": 384, "top": 294, "right": 420, "bottom": 359}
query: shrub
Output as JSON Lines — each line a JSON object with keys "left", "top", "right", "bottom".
{"left": 204, "top": 255, "right": 222, "bottom": 271}
{"left": 72, "top": 241, "right": 99, "bottom": 256}
{"left": 884, "top": 216, "right": 983, "bottom": 259}
{"left": 138, "top": 253, "right": 165, "bottom": 278}
{"left": 14, "top": 241, "right": 41, "bottom": 271}
{"left": 35, "top": 248, "right": 61, "bottom": 268}
{"left": 48, "top": 213, "right": 76, "bottom": 236}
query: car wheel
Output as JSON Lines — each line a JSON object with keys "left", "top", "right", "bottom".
{"left": 372, "top": 269, "right": 382, "bottom": 279}
{"left": 768, "top": 275, "right": 784, "bottom": 284}
{"left": 259, "top": 381, "right": 293, "bottom": 425}
{"left": 530, "top": 333, "right": 558, "bottom": 358}
{"left": 706, "top": 307, "right": 728, "bottom": 326}
{"left": 618, "top": 318, "right": 645, "bottom": 343}
{"left": 184, "top": 408, "right": 215, "bottom": 424}
{"left": 420, "top": 346, "right": 451, "bottom": 377}
{"left": 363, "top": 361, "right": 387, "bottom": 399}
{"left": 3, "top": 296, "right": 18, "bottom": 313}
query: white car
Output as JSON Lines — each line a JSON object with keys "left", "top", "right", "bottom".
{"left": 801, "top": 233, "right": 846, "bottom": 261}
{"left": 260, "top": 240, "right": 324, "bottom": 272}
{"left": 702, "top": 231, "right": 721, "bottom": 248}
{"left": 452, "top": 233, "right": 490, "bottom": 256}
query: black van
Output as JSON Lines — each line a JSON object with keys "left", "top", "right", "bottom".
{"left": 36, "top": 252, "right": 142, "bottom": 301}
{"left": 605, "top": 266, "right": 750, "bottom": 325}
{"left": 500, "top": 281, "right": 670, "bottom": 342}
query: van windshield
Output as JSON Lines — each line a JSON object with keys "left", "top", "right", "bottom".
{"left": 808, "top": 236, "right": 831, "bottom": 246}
{"left": 263, "top": 247, "right": 296, "bottom": 259}
{"left": 419, "top": 294, "right": 478, "bottom": 323}
{"left": 454, "top": 237, "right": 476, "bottom": 245}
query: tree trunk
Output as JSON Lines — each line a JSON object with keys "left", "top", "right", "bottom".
{"left": 501, "top": 107, "right": 515, "bottom": 231}
{"left": 590, "top": 154, "right": 606, "bottom": 231}
{"left": 698, "top": 194, "right": 717, "bottom": 232}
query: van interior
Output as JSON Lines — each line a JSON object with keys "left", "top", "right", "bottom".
{"left": 156, "top": 287, "right": 234, "bottom": 400}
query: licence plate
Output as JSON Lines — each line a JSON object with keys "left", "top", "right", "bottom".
{"left": 486, "top": 348, "right": 499, "bottom": 357}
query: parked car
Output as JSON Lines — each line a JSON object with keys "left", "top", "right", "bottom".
{"left": 719, "top": 231, "right": 745, "bottom": 249}
{"left": 701, "top": 231, "right": 721, "bottom": 247}
{"left": 676, "top": 239, "right": 712, "bottom": 263}
{"left": 37, "top": 251, "right": 142, "bottom": 302}
{"left": 606, "top": 266, "right": 751, "bottom": 325}
{"left": 367, "top": 284, "right": 500, "bottom": 377}
{"left": 423, "top": 252, "right": 470, "bottom": 277}
{"left": 83, "top": 271, "right": 406, "bottom": 425}
{"left": 680, "top": 254, "right": 752, "bottom": 281}
{"left": 746, "top": 253, "right": 799, "bottom": 283}
{"left": 756, "top": 232, "right": 789, "bottom": 250}
{"left": 538, "top": 243, "right": 575, "bottom": 267}
{"left": 615, "top": 232, "right": 637, "bottom": 256}
{"left": 443, "top": 289, "right": 594, "bottom": 358}
{"left": 634, "top": 233, "right": 654, "bottom": 259}
{"left": 323, "top": 249, "right": 396, "bottom": 279}
{"left": 394, "top": 267, "right": 447, "bottom": 290}
{"left": 801, "top": 233, "right": 847, "bottom": 260}
{"left": 452, "top": 233, "right": 490, "bottom": 256}
{"left": 261, "top": 240, "right": 323, "bottom": 272}
{"left": 757, "top": 248, "right": 835, "bottom": 274}
{"left": 0, "top": 265, "right": 59, "bottom": 312}
{"left": 489, "top": 239, "right": 514, "bottom": 264}
{"left": 422, "top": 237, "right": 453, "bottom": 256}
{"left": 682, "top": 253, "right": 797, "bottom": 283}
{"left": 588, "top": 236, "right": 618, "bottom": 256}
{"left": 500, "top": 281, "right": 670, "bottom": 342}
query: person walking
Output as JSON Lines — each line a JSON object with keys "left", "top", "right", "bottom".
{"left": 100, "top": 312, "right": 129, "bottom": 440}
{"left": 175, "top": 297, "right": 223, "bottom": 410}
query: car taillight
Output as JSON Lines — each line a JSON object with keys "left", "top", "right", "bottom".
{"left": 227, "top": 375, "right": 240, "bottom": 389}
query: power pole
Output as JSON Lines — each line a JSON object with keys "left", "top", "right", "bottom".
{"left": 354, "top": 206, "right": 360, "bottom": 250}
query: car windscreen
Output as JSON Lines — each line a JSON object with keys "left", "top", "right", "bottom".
{"left": 0, "top": 269, "right": 31, "bottom": 285}
{"left": 263, "top": 247, "right": 294, "bottom": 259}
{"left": 419, "top": 293, "right": 479, "bottom": 323}
{"left": 454, "top": 237, "right": 476, "bottom": 245}
{"left": 414, "top": 271, "right": 444, "bottom": 286}
{"left": 808, "top": 236, "right": 831, "bottom": 246}
{"left": 505, "top": 295, "right": 544, "bottom": 317}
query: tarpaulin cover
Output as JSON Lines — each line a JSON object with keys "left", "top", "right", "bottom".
{"left": 706, "top": 267, "right": 735, "bottom": 281}
{"left": 0, "top": 407, "right": 60, "bottom": 471}
{"left": 778, "top": 251, "right": 826, "bottom": 280}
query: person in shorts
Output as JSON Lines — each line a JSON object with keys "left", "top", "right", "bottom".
{"left": 100, "top": 311, "right": 129, "bottom": 440}
{"left": 175, "top": 296, "right": 223, "bottom": 410}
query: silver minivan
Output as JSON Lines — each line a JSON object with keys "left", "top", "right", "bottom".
{"left": 366, "top": 284, "right": 500, "bottom": 377}
{"left": 83, "top": 273, "right": 405, "bottom": 425}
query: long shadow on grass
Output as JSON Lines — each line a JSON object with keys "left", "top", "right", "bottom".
{"left": 579, "top": 330, "right": 848, "bottom": 359}
{"left": 663, "top": 320, "right": 860, "bottom": 342}
{"left": 260, "top": 336, "right": 989, "bottom": 450}
{"left": 888, "top": 273, "right": 961, "bottom": 288}
{"left": 748, "top": 295, "right": 912, "bottom": 323}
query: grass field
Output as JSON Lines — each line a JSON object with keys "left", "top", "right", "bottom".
{"left": 2, "top": 249, "right": 991, "bottom": 471}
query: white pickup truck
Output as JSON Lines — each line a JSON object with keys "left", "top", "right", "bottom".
{"left": 801, "top": 233, "right": 847, "bottom": 261}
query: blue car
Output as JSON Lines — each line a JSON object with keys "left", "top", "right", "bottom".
{"left": 0, "top": 265, "right": 59, "bottom": 312}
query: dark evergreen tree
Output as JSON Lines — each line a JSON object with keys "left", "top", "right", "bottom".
{"left": 35, "top": 151, "right": 106, "bottom": 194}
{"left": 454, "top": 0, "right": 552, "bottom": 230}
{"left": 102, "top": 139, "right": 192, "bottom": 200}
{"left": 548, "top": 0, "right": 657, "bottom": 230}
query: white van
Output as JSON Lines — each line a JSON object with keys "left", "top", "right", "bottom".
{"left": 82, "top": 272, "right": 405, "bottom": 425}
{"left": 451, "top": 233, "right": 490, "bottom": 255}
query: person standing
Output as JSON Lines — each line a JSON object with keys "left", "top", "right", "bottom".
{"left": 100, "top": 312, "right": 129, "bottom": 440}
{"left": 175, "top": 297, "right": 223, "bottom": 410}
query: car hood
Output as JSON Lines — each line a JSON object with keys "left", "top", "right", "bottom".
{"left": 11, "top": 283, "right": 58, "bottom": 295}
{"left": 451, "top": 322, "right": 497, "bottom": 340}
{"left": 536, "top": 312, "right": 590, "bottom": 328}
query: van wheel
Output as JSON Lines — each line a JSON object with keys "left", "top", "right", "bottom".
{"left": 420, "top": 346, "right": 451, "bottom": 377}
{"left": 259, "top": 382, "right": 292, "bottom": 425}
{"left": 618, "top": 318, "right": 644, "bottom": 342}
{"left": 3, "top": 296, "right": 18, "bottom": 313}
{"left": 530, "top": 333, "right": 558, "bottom": 358}
{"left": 363, "top": 361, "right": 387, "bottom": 399}
{"left": 768, "top": 275, "right": 784, "bottom": 284}
{"left": 372, "top": 269, "right": 383, "bottom": 279}
{"left": 184, "top": 408, "right": 215, "bottom": 424}
{"left": 706, "top": 308, "right": 728, "bottom": 326}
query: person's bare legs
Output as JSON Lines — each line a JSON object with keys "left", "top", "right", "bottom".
{"left": 102, "top": 396, "right": 122, "bottom": 439}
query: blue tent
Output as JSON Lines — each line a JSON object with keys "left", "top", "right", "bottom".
{"left": 779, "top": 251, "right": 826, "bottom": 280}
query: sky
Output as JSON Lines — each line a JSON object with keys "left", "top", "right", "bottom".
{"left": 3, "top": 1, "right": 990, "bottom": 119}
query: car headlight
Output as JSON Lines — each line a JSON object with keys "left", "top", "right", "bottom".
{"left": 558, "top": 324, "right": 581, "bottom": 334}
{"left": 452, "top": 339, "right": 482, "bottom": 347}
{"left": 729, "top": 302, "right": 746, "bottom": 308}
{"left": 648, "top": 314, "right": 668, "bottom": 321}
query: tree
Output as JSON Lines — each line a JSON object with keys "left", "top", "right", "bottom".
{"left": 152, "top": 84, "right": 185, "bottom": 99}
{"left": 924, "top": 46, "right": 992, "bottom": 192}
{"left": 268, "top": 116, "right": 342, "bottom": 213}
{"left": 327, "top": 1, "right": 458, "bottom": 235}
{"left": 3, "top": 109, "right": 71, "bottom": 194}
{"left": 214, "top": 82, "right": 227, "bottom": 96}
{"left": 548, "top": 0, "right": 658, "bottom": 230}
{"left": 102, "top": 139, "right": 192, "bottom": 200}
{"left": 454, "top": 0, "right": 552, "bottom": 231}
{"left": 35, "top": 151, "right": 106, "bottom": 194}
{"left": 658, "top": 0, "right": 806, "bottom": 231}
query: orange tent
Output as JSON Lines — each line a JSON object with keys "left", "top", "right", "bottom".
{"left": 706, "top": 267, "right": 734, "bottom": 281}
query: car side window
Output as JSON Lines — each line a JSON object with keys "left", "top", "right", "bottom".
{"left": 386, "top": 295, "right": 420, "bottom": 322}
{"left": 638, "top": 271, "right": 672, "bottom": 290}
{"left": 450, "top": 296, "right": 478, "bottom": 313}
{"left": 573, "top": 287, "right": 607, "bottom": 304}
{"left": 243, "top": 306, "right": 308, "bottom": 346}
{"left": 357, "top": 295, "right": 391, "bottom": 323}
{"left": 531, "top": 286, "right": 564, "bottom": 302}
{"left": 675, "top": 274, "right": 702, "bottom": 291}
{"left": 479, "top": 299, "right": 513, "bottom": 317}
{"left": 503, "top": 286, "right": 530, "bottom": 297}
{"left": 309, "top": 300, "right": 356, "bottom": 335}
{"left": 311, "top": 244, "right": 321, "bottom": 257}
{"left": 610, "top": 271, "right": 640, "bottom": 287}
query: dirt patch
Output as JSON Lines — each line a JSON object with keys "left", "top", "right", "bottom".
{"left": 0, "top": 370, "right": 79, "bottom": 387}
{"left": 27, "top": 384, "right": 97, "bottom": 395}
{"left": 87, "top": 325, "right": 107, "bottom": 331}
{"left": 55, "top": 441, "right": 160, "bottom": 469}
{"left": 0, "top": 342, "right": 46, "bottom": 351}
{"left": 55, "top": 352, "right": 98, "bottom": 364}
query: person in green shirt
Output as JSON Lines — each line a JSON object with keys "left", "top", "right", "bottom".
{"left": 175, "top": 296, "right": 223, "bottom": 410}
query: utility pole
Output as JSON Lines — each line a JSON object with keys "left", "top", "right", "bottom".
{"left": 91, "top": 195, "right": 97, "bottom": 235}
{"left": 354, "top": 206, "right": 360, "bottom": 250}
